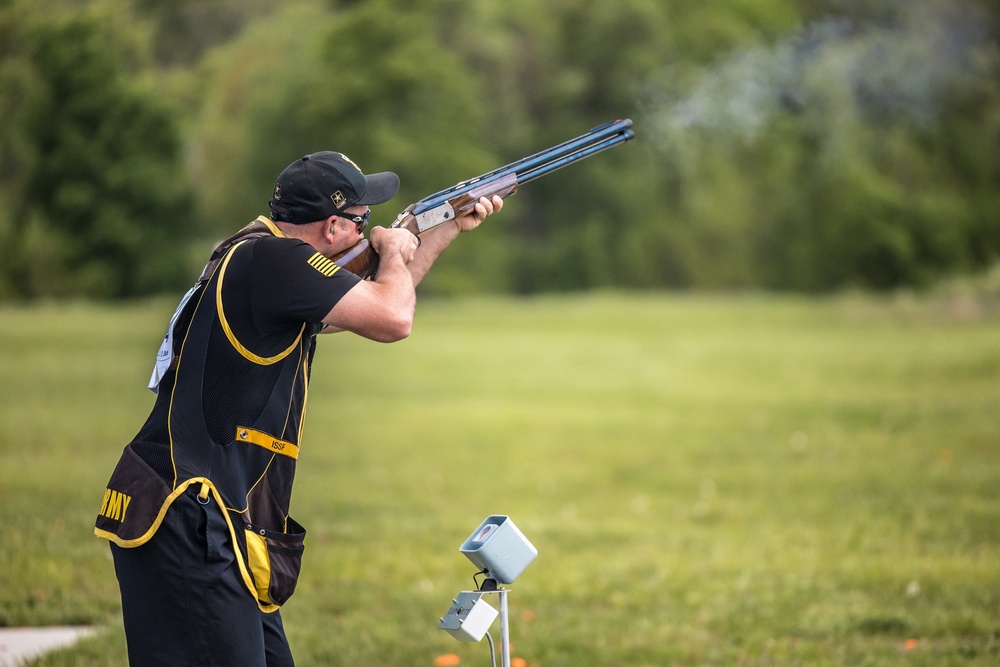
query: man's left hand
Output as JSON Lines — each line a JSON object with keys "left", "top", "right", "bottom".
{"left": 455, "top": 195, "right": 504, "bottom": 233}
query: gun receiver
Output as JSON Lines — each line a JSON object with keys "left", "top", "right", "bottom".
{"left": 332, "top": 119, "right": 635, "bottom": 278}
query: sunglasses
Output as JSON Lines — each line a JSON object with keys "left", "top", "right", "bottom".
{"left": 336, "top": 209, "right": 370, "bottom": 233}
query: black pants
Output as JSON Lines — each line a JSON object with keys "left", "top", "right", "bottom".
{"left": 111, "top": 487, "right": 294, "bottom": 666}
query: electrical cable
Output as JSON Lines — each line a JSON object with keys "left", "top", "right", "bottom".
{"left": 484, "top": 630, "right": 497, "bottom": 667}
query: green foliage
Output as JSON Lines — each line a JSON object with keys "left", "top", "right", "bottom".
{"left": 647, "top": 0, "right": 1000, "bottom": 290}
{"left": 1, "top": 0, "right": 999, "bottom": 297}
{"left": 0, "top": 3, "right": 196, "bottom": 298}
{"left": 132, "top": 0, "right": 274, "bottom": 66}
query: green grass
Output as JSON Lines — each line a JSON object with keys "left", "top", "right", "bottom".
{"left": 1, "top": 292, "right": 998, "bottom": 666}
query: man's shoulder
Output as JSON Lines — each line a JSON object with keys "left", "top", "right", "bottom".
{"left": 242, "top": 234, "right": 316, "bottom": 263}
{"left": 250, "top": 233, "right": 310, "bottom": 250}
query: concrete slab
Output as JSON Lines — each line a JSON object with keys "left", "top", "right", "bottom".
{"left": 0, "top": 627, "right": 94, "bottom": 666}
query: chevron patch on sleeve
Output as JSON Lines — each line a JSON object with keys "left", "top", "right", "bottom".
{"left": 307, "top": 252, "right": 341, "bottom": 277}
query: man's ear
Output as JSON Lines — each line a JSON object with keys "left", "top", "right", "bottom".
{"left": 322, "top": 216, "right": 338, "bottom": 243}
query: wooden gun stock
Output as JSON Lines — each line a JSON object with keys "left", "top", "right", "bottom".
{"left": 332, "top": 119, "right": 634, "bottom": 279}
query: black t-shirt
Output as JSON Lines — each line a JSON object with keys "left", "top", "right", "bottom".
{"left": 130, "top": 235, "right": 360, "bottom": 461}
{"left": 221, "top": 235, "right": 361, "bottom": 356}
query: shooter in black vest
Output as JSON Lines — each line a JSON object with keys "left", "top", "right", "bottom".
{"left": 95, "top": 151, "right": 502, "bottom": 665}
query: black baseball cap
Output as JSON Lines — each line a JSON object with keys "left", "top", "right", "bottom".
{"left": 268, "top": 151, "right": 399, "bottom": 224}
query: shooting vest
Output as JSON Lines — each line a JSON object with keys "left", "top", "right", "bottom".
{"left": 95, "top": 217, "right": 320, "bottom": 612}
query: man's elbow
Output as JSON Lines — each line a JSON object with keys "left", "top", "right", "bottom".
{"left": 381, "top": 322, "right": 412, "bottom": 343}
{"left": 373, "top": 311, "right": 413, "bottom": 343}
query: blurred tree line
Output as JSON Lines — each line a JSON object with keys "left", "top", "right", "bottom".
{"left": 0, "top": 0, "right": 997, "bottom": 298}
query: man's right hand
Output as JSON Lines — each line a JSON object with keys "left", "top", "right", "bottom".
{"left": 322, "top": 225, "right": 418, "bottom": 342}
{"left": 369, "top": 226, "right": 419, "bottom": 265}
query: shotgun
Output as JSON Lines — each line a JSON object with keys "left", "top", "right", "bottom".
{"left": 332, "top": 119, "right": 635, "bottom": 278}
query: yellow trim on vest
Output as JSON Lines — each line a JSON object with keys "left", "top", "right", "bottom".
{"left": 236, "top": 426, "right": 300, "bottom": 460}
{"left": 298, "top": 356, "right": 310, "bottom": 444}
{"left": 168, "top": 278, "right": 213, "bottom": 488}
{"left": 94, "top": 477, "right": 281, "bottom": 614}
{"left": 94, "top": 478, "right": 199, "bottom": 548}
{"left": 216, "top": 240, "right": 305, "bottom": 365}
{"left": 255, "top": 215, "right": 286, "bottom": 237}
{"left": 245, "top": 529, "right": 273, "bottom": 605}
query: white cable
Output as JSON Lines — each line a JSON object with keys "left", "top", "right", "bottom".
{"left": 484, "top": 630, "right": 497, "bottom": 667}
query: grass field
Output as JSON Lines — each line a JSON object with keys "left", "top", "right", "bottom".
{"left": 1, "top": 290, "right": 998, "bottom": 666}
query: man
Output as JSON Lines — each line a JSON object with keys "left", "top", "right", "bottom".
{"left": 94, "top": 151, "right": 503, "bottom": 665}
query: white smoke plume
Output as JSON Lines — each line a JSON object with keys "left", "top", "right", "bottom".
{"left": 643, "top": 0, "right": 996, "bottom": 155}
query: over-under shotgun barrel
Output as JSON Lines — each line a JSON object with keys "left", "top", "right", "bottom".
{"left": 413, "top": 119, "right": 634, "bottom": 213}
{"left": 332, "top": 119, "right": 635, "bottom": 278}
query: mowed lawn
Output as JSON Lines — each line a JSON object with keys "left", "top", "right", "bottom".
{"left": 0, "top": 292, "right": 998, "bottom": 666}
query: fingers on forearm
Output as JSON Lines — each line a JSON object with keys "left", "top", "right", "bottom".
{"left": 476, "top": 196, "right": 495, "bottom": 220}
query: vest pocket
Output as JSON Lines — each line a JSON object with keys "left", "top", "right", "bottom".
{"left": 244, "top": 517, "right": 306, "bottom": 607}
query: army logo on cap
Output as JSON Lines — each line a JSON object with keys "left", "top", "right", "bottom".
{"left": 331, "top": 190, "right": 347, "bottom": 209}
